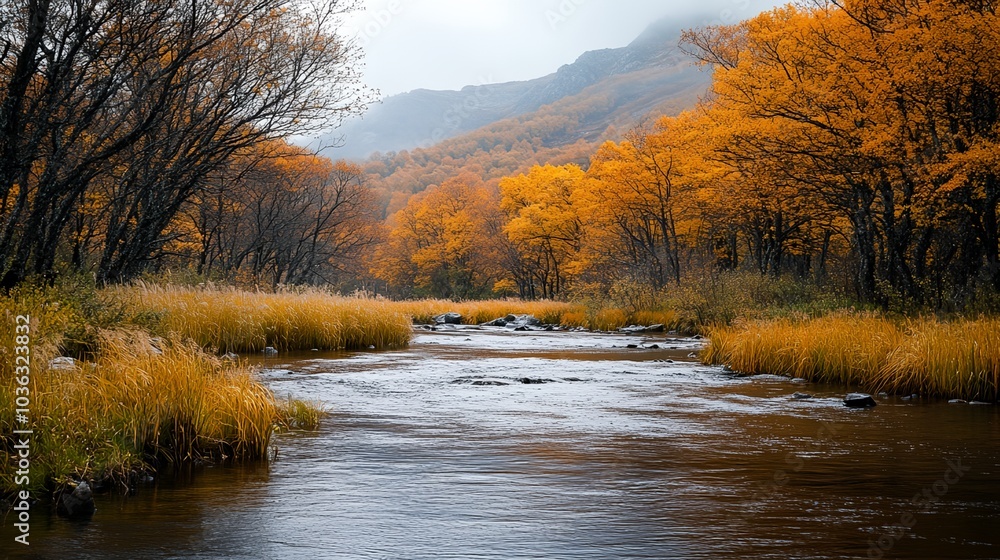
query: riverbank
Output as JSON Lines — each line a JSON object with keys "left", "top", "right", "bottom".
{"left": 5, "top": 280, "right": 997, "bottom": 504}
{"left": 704, "top": 314, "right": 1000, "bottom": 402}
{"left": 0, "top": 284, "right": 324, "bottom": 501}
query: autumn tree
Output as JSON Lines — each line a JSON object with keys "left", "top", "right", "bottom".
{"left": 175, "top": 143, "right": 379, "bottom": 287}
{"left": 499, "top": 164, "right": 585, "bottom": 298}
{"left": 373, "top": 174, "right": 504, "bottom": 298}
{"left": 684, "top": 0, "right": 1000, "bottom": 304}
{"left": 0, "top": 0, "right": 369, "bottom": 286}
{"left": 581, "top": 114, "right": 713, "bottom": 288}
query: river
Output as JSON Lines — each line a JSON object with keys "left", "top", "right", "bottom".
{"left": 4, "top": 327, "right": 1000, "bottom": 559}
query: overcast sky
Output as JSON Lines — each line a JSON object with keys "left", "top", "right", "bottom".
{"left": 342, "top": 0, "right": 786, "bottom": 97}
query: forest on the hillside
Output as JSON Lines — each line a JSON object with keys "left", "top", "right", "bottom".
{"left": 3, "top": 0, "right": 1000, "bottom": 311}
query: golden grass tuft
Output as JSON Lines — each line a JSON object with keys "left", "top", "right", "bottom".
{"left": 1, "top": 285, "right": 322, "bottom": 494}
{"left": 393, "top": 298, "right": 579, "bottom": 326}
{"left": 120, "top": 284, "right": 412, "bottom": 353}
{"left": 704, "top": 314, "right": 1000, "bottom": 401}
{"left": 2, "top": 330, "right": 313, "bottom": 493}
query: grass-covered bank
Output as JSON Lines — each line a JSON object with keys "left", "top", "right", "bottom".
{"left": 125, "top": 284, "right": 413, "bottom": 352}
{"left": 388, "top": 298, "right": 679, "bottom": 332}
{"left": 0, "top": 284, "right": 325, "bottom": 499}
{"left": 704, "top": 315, "right": 1000, "bottom": 402}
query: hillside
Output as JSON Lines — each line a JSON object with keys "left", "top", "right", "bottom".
{"left": 321, "top": 17, "right": 710, "bottom": 162}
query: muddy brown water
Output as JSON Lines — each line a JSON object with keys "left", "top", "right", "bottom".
{"left": 3, "top": 327, "right": 999, "bottom": 559}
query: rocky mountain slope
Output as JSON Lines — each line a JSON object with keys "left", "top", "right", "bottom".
{"left": 321, "top": 18, "right": 710, "bottom": 160}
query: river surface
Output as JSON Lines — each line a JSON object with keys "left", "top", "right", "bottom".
{"left": 3, "top": 327, "right": 1000, "bottom": 559}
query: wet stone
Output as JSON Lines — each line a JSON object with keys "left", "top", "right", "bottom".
{"left": 57, "top": 481, "right": 96, "bottom": 519}
{"left": 434, "top": 312, "right": 463, "bottom": 325}
{"left": 519, "top": 377, "right": 554, "bottom": 384}
{"left": 844, "top": 393, "right": 877, "bottom": 408}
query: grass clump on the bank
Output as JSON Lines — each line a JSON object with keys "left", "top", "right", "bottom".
{"left": 704, "top": 314, "right": 1000, "bottom": 401}
{"left": 391, "top": 298, "right": 679, "bottom": 332}
{"left": 1, "top": 286, "right": 323, "bottom": 496}
{"left": 123, "top": 284, "right": 412, "bottom": 353}
{"left": 393, "top": 298, "right": 579, "bottom": 325}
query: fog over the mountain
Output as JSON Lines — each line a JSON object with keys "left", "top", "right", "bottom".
{"left": 344, "top": 0, "right": 786, "bottom": 97}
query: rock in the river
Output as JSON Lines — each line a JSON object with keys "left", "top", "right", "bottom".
{"left": 843, "top": 393, "right": 877, "bottom": 408}
{"left": 618, "top": 324, "right": 666, "bottom": 334}
{"left": 221, "top": 352, "right": 239, "bottom": 361}
{"left": 949, "top": 399, "right": 968, "bottom": 404}
{"left": 48, "top": 356, "right": 77, "bottom": 371}
{"left": 434, "top": 312, "right": 463, "bottom": 325}
{"left": 792, "top": 392, "right": 814, "bottom": 400}
{"left": 969, "top": 401, "right": 993, "bottom": 405}
{"left": 263, "top": 347, "right": 278, "bottom": 356}
{"left": 505, "top": 314, "right": 542, "bottom": 328}
{"left": 471, "top": 380, "right": 509, "bottom": 386}
{"left": 57, "top": 481, "right": 96, "bottom": 518}
{"left": 518, "top": 377, "right": 553, "bottom": 384}
{"left": 481, "top": 317, "right": 508, "bottom": 327}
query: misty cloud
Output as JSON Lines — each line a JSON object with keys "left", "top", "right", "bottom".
{"left": 344, "top": 0, "right": 785, "bottom": 97}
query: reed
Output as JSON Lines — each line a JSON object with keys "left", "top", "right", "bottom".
{"left": 704, "top": 314, "right": 1000, "bottom": 401}
{"left": 121, "top": 284, "right": 412, "bottom": 353}
{"left": 877, "top": 318, "right": 1000, "bottom": 401}
{"left": 2, "top": 327, "right": 317, "bottom": 494}
{"left": 1, "top": 286, "right": 325, "bottom": 495}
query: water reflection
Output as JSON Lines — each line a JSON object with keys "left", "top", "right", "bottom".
{"left": 3, "top": 328, "right": 998, "bottom": 559}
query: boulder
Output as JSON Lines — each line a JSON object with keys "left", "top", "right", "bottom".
{"left": 792, "top": 392, "right": 813, "bottom": 400}
{"left": 57, "top": 481, "right": 96, "bottom": 518}
{"left": 48, "top": 356, "right": 77, "bottom": 371}
{"left": 618, "top": 324, "right": 665, "bottom": 334}
{"left": 433, "top": 312, "right": 463, "bottom": 325}
{"left": 221, "top": 352, "right": 239, "bottom": 361}
{"left": 263, "top": 347, "right": 278, "bottom": 356}
{"left": 949, "top": 399, "right": 968, "bottom": 404}
{"left": 518, "top": 377, "right": 553, "bottom": 384}
{"left": 844, "top": 393, "right": 877, "bottom": 408}
{"left": 505, "top": 314, "right": 541, "bottom": 327}
{"left": 481, "top": 318, "right": 508, "bottom": 327}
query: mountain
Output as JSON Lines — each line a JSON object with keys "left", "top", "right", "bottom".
{"left": 319, "top": 17, "right": 711, "bottom": 161}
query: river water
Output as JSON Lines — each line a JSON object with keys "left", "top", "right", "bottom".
{"left": 4, "top": 327, "right": 1000, "bottom": 559}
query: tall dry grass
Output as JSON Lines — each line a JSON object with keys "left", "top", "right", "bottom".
{"left": 2, "top": 327, "right": 313, "bottom": 493}
{"left": 393, "top": 299, "right": 579, "bottom": 326}
{"left": 122, "top": 284, "right": 412, "bottom": 352}
{"left": 704, "top": 314, "right": 1000, "bottom": 401}
{"left": 1, "top": 286, "right": 324, "bottom": 495}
